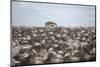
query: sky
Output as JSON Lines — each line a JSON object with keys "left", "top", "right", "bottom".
{"left": 12, "top": 1, "right": 96, "bottom": 27}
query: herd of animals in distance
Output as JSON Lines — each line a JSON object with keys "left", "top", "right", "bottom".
{"left": 11, "top": 21, "right": 96, "bottom": 66}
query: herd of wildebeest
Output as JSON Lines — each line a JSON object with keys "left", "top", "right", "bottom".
{"left": 11, "top": 25, "right": 96, "bottom": 65}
